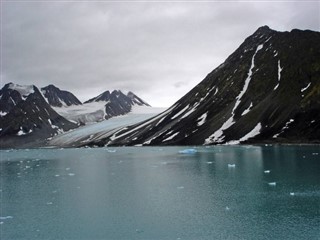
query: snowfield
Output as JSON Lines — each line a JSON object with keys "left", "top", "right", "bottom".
{"left": 53, "top": 101, "right": 109, "bottom": 124}
{"left": 48, "top": 106, "right": 166, "bottom": 147}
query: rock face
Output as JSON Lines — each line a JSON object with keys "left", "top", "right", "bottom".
{"left": 41, "top": 84, "right": 82, "bottom": 107}
{"left": 0, "top": 83, "right": 78, "bottom": 147}
{"left": 84, "top": 90, "right": 150, "bottom": 119}
{"left": 101, "top": 26, "right": 320, "bottom": 146}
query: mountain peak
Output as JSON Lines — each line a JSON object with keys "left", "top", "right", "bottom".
{"left": 101, "top": 27, "right": 320, "bottom": 146}
{"left": 41, "top": 85, "right": 82, "bottom": 107}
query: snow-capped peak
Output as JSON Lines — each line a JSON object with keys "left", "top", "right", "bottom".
{"left": 8, "top": 83, "right": 35, "bottom": 99}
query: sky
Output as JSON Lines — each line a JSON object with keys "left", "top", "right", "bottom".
{"left": 1, "top": 1, "right": 319, "bottom": 107}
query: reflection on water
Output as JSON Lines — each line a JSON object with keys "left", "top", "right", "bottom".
{"left": 0, "top": 145, "right": 319, "bottom": 239}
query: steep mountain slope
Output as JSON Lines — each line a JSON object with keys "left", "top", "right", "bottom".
{"left": 95, "top": 26, "right": 320, "bottom": 146}
{"left": 41, "top": 84, "right": 82, "bottom": 107}
{"left": 127, "top": 91, "right": 151, "bottom": 106}
{"left": 0, "top": 83, "right": 78, "bottom": 148}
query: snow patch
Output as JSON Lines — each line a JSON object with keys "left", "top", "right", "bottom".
{"left": 181, "top": 104, "right": 198, "bottom": 119}
{"left": 163, "top": 132, "right": 179, "bottom": 142}
{"left": 171, "top": 105, "right": 189, "bottom": 119}
{"left": 17, "top": 127, "right": 32, "bottom": 136}
{"left": 241, "top": 102, "right": 253, "bottom": 116}
{"left": 197, "top": 112, "right": 207, "bottom": 126}
{"left": 273, "top": 119, "right": 294, "bottom": 138}
{"left": 301, "top": 82, "right": 311, "bottom": 92}
{"left": 274, "top": 60, "right": 283, "bottom": 90}
{"left": 0, "top": 111, "right": 8, "bottom": 117}
{"left": 8, "top": 83, "right": 34, "bottom": 100}
{"left": 238, "top": 122, "right": 262, "bottom": 142}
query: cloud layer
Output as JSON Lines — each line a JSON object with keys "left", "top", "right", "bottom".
{"left": 2, "top": 1, "right": 319, "bottom": 106}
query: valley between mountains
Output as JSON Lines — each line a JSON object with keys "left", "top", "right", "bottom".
{"left": 1, "top": 26, "right": 319, "bottom": 148}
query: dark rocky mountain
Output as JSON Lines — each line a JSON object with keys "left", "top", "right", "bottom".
{"left": 84, "top": 90, "right": 150, "bottom": 119}
{"left": 127, "top": 91, "right": 151, "bottom": 106}
{"left": 91, "top": 26, "right": 320, "bottom": 146}
{"left": 0, "top": 83, "right": 78, "bottom": 148}
{"left": 41, "top": 84, "right": 82, "bottom": 107}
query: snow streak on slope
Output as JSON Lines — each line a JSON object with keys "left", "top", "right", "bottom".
{"left": 274, "top": 60, "right": 283, "bottom": 90}
{"left": 227, "top": 123, "right": 262, "bottom": 144}
{"left": 205, "top": 44, "right": 264, "bottom": 144}
{"left": 49, "top": 106, "right": 165, "bottom": 147}
{"left": 197, "top": 112, "right": 207, "bottom": 126}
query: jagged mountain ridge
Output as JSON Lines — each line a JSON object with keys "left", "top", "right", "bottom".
{"left": 93, "top": 26, "right": 320, "bottom": 146}
{"left": 0, "top": 83, "right": 78, "bottom": 147}
{"left": 41, "top": 84, "right": 82, "bottom": 107}
{"left": 83, "top": 90, "right": 150, "bottom": 120}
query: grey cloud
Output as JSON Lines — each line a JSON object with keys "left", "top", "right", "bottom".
{"left": 2, "top": 2, "right": 319, "bottom": 107}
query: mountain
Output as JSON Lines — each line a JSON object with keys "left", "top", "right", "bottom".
{"left": 41, "top": 84, "right": 82, "bottom": 107}
{"left": 127, "top": 91, "right": 151, "bottom": 106}
{"left": 84, "top": 90, "right": 150, "bottom": 119}
{"left": 0, "top": 83, "right": 78, "bottom": 148}
{"left": 93, "top": 26, "right": 320, "bottom": 146}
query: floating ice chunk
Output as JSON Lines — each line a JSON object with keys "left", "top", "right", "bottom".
{"left": 290, "top": 192, "right": 295, "bottom": 196}
{"left": 55, "top": 174, "right": 60, "bottom": 177}
{"left": 46, "top": 202, "right": 53, "bottom": 205}
{"left": 65, "top": 168, "right": 70, "bottom": 171}
{"left": 268, "top": 182, "right": 276, "bottom": 186}
{"left": 225, "top": 206, "right": 230, "bottom": 211}
{"left": 264, "top": 170, "right": 271, "bottom": 173}
{"left": 0, "top": 216, "right": 13, "bottom": 220}
{"left": 177, "top": 186, "right": 184, "bottom": 189}
{"left": 107, "top": 149, "right": 116, "bottom": 153}
{"left": 179, "top": 149, "right": 197, "bottom": 154}
{"left": 228, "top": 164, "right": 236, "bottom": 168}
{"left": 68, "top": 173, "right": 75, "bottom": 176}
{"left": 135, "top": 229, "right": 144, "bottom": 233}
{"left": 206, "top": 161, "right": 213, "bottom": 164}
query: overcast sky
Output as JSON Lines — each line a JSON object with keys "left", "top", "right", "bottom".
{"left": 1, "top": 1, "right": 319, "bottom": 107}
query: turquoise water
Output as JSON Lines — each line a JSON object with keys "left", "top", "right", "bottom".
{"left": 0, "top": 145, "right": 319, "bottom": 239}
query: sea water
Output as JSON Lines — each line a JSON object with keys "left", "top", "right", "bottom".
{"left": 0, "top": 145, "right": 319, "bottom": 239}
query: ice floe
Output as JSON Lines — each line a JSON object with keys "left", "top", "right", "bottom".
{"left": 179, "top": 149, "right": 197, "bottom": 154}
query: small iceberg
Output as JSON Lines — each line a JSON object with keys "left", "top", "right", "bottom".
{"left": 268, "top": 182, "right": 276, "bottom": 186}
{"left": 206, "top": 161, "right": 213, "bottom": 164}
{"left": 179, "top": 149, "right": 197, "bottom": 154}
{"left": 228, "top": 164, "right": 236, "bottom": 168}
{"left": 290, "top": 192, "right": 295, "bottom": 196}
{"left": 264, "top": 170, "right": 271, "bottom": 173}
{"left": 0, "top": 216, "right": 13, "bottom": 220}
